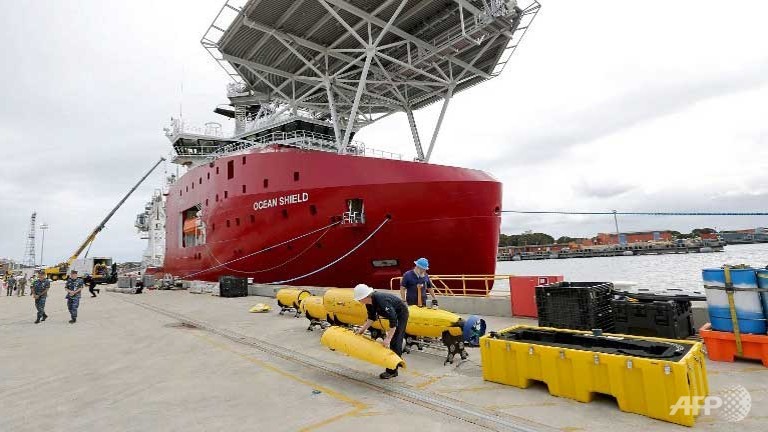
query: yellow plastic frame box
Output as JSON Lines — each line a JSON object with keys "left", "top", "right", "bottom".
{"left": 480, "top": 325, "right": 708, "bottom": 426}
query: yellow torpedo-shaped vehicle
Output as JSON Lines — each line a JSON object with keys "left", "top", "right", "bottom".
{"left": 299, "top": 295, "right": 329, "bottom": 331}
{"left": 321, "top": 326, "right": 406, "bottom": 370}
{"left": 276, "top": 288, "right": 311, "bottom": 317}
{"left": 322, "top": 288, "right": 473, "bottom": 364}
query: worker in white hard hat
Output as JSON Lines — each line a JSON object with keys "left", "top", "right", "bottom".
{"left": 353, "top": 283, "right": 409, "bottom": 380}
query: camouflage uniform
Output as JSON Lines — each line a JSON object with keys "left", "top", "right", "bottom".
{"left": 17, "top": 276, "right": 27, "bottom": 296}
{"left": 6, "top": 277, "right": 16, "bottom": 296}
{"left": 65, "top": 277, "right": 84, "bottom": 321}
{"left": 32, "top": 278, "right": 51, "bottom": 322}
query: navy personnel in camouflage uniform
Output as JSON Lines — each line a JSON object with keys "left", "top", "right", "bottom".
{"left": 31, "top": 271, "right": 50, "bottom": 324}
{"left": 17, "top": 274, "right": 28, "bottom": 296}
{"left": 65, "top": 269, "right": 84, "bottom": 324}
{"left": 6, "top": 275, "right": 17, "bottom": 296}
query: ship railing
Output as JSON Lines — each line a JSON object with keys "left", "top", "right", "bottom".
{"left": 200, "top": 0, "right": 248, "bottom": 86}
{"left": 491, "top": 1, "right": 541, "bottom": 77}
{"left": 212, "top": 131, "right": 403, "bottom": 160}
{"left": 342, "top": 211, "right": 365, "bottom": 225}
{"left": 389, "top": 274, "right": 514, "bottom": 297}
{"left": 166, "top": 119, "right": 228, "bottom": 139}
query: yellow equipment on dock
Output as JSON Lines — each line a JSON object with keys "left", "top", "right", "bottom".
{"left": 320, "top": 326, "right": 406, "bottom": 371}
{"left": 276, "top": 288, "right": 311, "bottom": 317}
{"left": 299, "top": 295, "right": 329, "bottom": 331}
{"left": 480, "top": 325, "right": 709, "bottom": 427}
{"left": 43, "top": 158, "right": 165, "bottom": 281}
{"left": 323, "top": 288, "right": 469, "bottom": 364}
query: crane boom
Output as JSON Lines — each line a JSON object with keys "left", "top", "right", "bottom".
{"left": 66, "top": 157, "right": 166, "bottom": 264}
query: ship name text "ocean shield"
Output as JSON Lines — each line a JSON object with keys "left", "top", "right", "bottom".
{"left": 253, "top": 193, "right": 309, "bottom": 211}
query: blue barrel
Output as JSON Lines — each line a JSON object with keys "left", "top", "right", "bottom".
{"left": 757, "top": 270, "right": 768, "bottom": 320}
{"left": 463, "top": 315, "right": 486, "bottom": 346}
{"left": 702, "top": 268, "right": 766, "bottom": 334}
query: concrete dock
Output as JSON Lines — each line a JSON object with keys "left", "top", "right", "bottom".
{"left": 1, "top": 283, "right": 766, "bottom": 431}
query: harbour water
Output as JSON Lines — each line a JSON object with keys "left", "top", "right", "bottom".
{"left": 493, "top": 243, "right": 768, "bottom": 293}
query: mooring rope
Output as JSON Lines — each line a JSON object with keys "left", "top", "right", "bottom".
{"left": 182, "top": 220, "right": 341, "bottom": 279}
{"left": 267, "top": 216, "right": 391, "bottom": 285}
{"left": 502, "top": 210, "right": 768, "bottom": 216}
{"left": 201, "top": 225, "right": 333, "bottom": 275}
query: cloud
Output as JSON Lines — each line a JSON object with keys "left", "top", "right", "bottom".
{"left": 481, "top": 59, "right": 768, "bottom": 171}
{"left": 2, "top": 0, "right": 768, "bottom": 264}
{"left": 573, "top": 181, "right": 636, "bottom": 199}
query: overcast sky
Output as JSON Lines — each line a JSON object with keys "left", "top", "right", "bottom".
{"left": 2, "top": 0, "right": 767, "bottom": 264}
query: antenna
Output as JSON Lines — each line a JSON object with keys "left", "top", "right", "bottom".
{"left": 23, "top": 212, "right": 37, "bottom": 267}
{"left": 179, "top": 79, "right": 184, "bottom": 119}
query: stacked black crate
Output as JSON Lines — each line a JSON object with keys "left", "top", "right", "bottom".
{"left": 612, "top": 298, "right": 694, "bottom": 339}
{"left": 219, "top": 276, "right": 248, "bottom": 298}
{"left": 536, "top": 282, "right": 615, "bottom": 332}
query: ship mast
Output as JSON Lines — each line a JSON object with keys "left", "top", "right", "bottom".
{"left": 198, "top": 0, "right": 539, "bottom": 162}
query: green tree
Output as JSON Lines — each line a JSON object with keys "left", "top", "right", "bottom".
{"left": 500, "top": 232, "right": 554, "bottom": 246}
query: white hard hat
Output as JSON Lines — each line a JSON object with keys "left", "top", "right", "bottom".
{"left": 353, "top": 283, "right": 374, "bottom": 301}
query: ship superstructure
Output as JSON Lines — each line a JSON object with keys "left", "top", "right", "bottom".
{"left": 156, "top": 0, "right": 539, "bottom": 290}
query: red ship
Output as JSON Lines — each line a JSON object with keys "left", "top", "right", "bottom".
{"left": 160, "top": 0, "right": 539, "bottom": 291}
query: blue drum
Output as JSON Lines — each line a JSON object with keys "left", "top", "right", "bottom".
{"left": 702, "top": 268, "right": 766, "bottom": 334}
{"left": 757, "top": 270, "right": 768, "bottom": 321}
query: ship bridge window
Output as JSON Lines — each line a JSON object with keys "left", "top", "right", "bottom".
{"left": 343, "top": 199, "right": 365, "bottom": 224}
{"left": 227, "top": 160, "right": 234, "bottom": 179}
{"left": 181, "top": 206, "right": 206, "bottom": 248}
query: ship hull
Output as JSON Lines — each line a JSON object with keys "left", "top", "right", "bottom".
{"left": 164, "top": 149, "right": 501, "bottom": 292}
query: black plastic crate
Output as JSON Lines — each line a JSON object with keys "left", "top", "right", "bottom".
{"left": 612, "top": 299, "right": 694, "bottom": 339}
{"left": 536, "top": 282, "right": 615, "bottom": 332}
{"left": 219, "top": 276, "right": 248, "bottom": 298}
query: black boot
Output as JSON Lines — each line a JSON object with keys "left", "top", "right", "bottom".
{"left": 69, "top": 317, "right": 77, "bottom": 324}
{"left": 42, "top": 314, "right": 48, "bottom": 322}
{"left": 34, "top": 317, "right": 41, "bottom": 324}
{"left": 379, "top": 369, "right": 398, "bottom": 379}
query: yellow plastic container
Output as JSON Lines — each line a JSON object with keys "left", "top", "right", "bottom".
{"left": 320, "top": 326, "right": 406, "bottom": 370}
{"left": 300, "top": 295, "right": 328, "bottom": 321}
{"left": 276, "top": 288, "right": 311, "bottom": 309}
{"left": 323, "top": 288, "right": 463, "bottom": 337}
{"left": 480, "top": 325, "right": 708, "bottom": 426}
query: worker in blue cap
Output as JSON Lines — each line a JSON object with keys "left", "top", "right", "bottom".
{"left": 400, "top": 257, "right": 437, "bottom": 307}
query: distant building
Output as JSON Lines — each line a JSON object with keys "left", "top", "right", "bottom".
{"left": 719, "top": 227, "right": 768, "bottom": 244}
{"left": 595, "top": 231, "right": 674, "bottom": 245}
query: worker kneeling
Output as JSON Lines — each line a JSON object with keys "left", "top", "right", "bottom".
{"left": 353, "top": 284, "right": 409, "bottom": 380}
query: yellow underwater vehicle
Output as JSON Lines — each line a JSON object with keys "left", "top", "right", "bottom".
{"left": 322, "top": 288, "right": 486, "bottom": 364}
{"left": 298, "top": 295, "right": 330, "bottom": 331}
{"left": 276, "top": 288, "right": 311, "bottom": 317}
{"left": 320, "top": 326, "right": 406, "bottom": 370}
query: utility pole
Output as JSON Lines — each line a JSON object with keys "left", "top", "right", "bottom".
{"left": 39, "top": 223, "right": 49, "bottom": 267}
{"left": 612, "top": 210, "right": 621, "bottom": 244}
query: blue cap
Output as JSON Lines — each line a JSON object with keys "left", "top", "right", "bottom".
{"left": 414, "top": 258, "right": 429, "bottom": 270}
